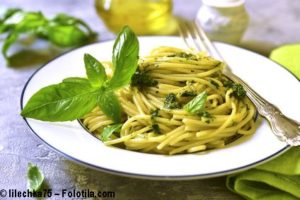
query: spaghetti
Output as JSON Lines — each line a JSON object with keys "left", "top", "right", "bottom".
{"left": 82, "top": 46, "right": 258, "bottom": 155}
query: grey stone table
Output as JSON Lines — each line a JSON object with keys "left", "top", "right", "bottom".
{"left": 0, "top": 0, "right": 299, "bottom": 199}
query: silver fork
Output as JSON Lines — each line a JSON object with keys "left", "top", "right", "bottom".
{"left": 178, "top": 19, "right": 300, "bottom": 146}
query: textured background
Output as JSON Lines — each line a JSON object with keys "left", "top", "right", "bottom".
{"left": 0, "top": 0, "right": 299, "bottom": 199}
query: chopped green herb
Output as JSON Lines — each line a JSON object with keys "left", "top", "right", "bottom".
{"left": 27, "top": 163, "right": 44, "bottom": 192}
{"left": 152, "top": 124, "right": 161, "bottom": 134}
{"left": 224, "top": 80, "right": 246, "bottom": 99}
{"left": 198, "top": 111, "right": 214, "bottom": 124}
{"left": 184, "top": 91, "right": 207, "bottom": 114}
{"left": 167, "top": 52, "right": 198, "bottom": 60}
{"left": 181, "top": 91, "right": 197, "bottom": 97}
{"left": 223, "top": 80, "right": 233, "bottom": 87}
{"left": 164, "top": 93, "right": 181, "bottom": 109}
{"left": 232, "top": 84, "right": 246, "bottom": 99}
{"left": 210, "top": 80, "right": 219, "bottom": 89}
{"left": 231, "top": 121, "right": 237, "bottom": 126}
{"left": 150, "top": 109, "right": 160, "bottom": 119}
{"left": 131, "top": 69, "right": 158, "bottom": 89}
{"left": 197, "top": 111, "right": 213, "bottom": 118}
{"left": 100, "top": 124, "right": 122, "bottom": 141}
{"left": 204, "top": 119, "right": 211, "bottom": 124}
{"left": 166, "top": 54, "right": 176, "bottom": 57}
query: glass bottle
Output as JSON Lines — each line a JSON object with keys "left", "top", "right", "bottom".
{"left": 95, "top": 0, "right": 176, "bottom": 35}
{"left": 197, "top": 0, "right": 249, "bottom": 44}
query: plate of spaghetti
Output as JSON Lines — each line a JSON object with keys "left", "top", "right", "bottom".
{"left": 21, "top": 28, "right": 300, "bottom": 179}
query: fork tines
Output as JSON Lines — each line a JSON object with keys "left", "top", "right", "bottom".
{"left": 177, "top": 18, "right": 223, "bottom": 61}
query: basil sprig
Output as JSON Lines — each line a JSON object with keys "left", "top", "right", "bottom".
{"left": 0, "top": 9, "right": 97, "bottom": 61}
{"left": 27, "top": 163, "right": 45, "bottom": 192}
{"left": 184, "top": 91, "right": 208, "bottom": 114}
{"left": 98, "top": 124, "right": 122, "bottom": 141}
{"left": 21, "top": 26, "right": 139, "bottom": 123}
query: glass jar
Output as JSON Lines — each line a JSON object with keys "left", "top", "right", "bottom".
{"left": 95, "top": 0, "right": 177, "bottom": 35}
{"left": 197, "top": 0, "right": 249, "bottom": 44}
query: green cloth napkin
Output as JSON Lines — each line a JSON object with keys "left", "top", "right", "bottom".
{"left": 270, "top": 44, "right": 300, "bottom": 79}
{"left": 226, "top": 44, "right": 300, "bottom": 200}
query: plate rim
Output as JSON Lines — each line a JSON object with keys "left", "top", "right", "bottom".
{"left": 20, "top": 36, "right": 294, "bottom": 180}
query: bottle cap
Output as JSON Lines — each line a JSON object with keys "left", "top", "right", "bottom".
{"left": 202, "top": 0, "right": 245, "bottom": 7}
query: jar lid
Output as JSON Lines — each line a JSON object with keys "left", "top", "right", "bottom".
{"left": 202, "top": 0, "right": 245, "bottom": 7}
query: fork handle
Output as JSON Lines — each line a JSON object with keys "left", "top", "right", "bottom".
{"left": 225, "top": 71, "right": 300, "bottom": 146}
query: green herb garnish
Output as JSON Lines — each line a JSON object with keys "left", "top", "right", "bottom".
{"left": 27, "top": 163, "right": 44, "bottom": 192}
{"left": 99, "top": 124, "right": 122, "bottom": 141}
{"left": 181, "top": 91, "right": 197, "bottom": 97}
{"left": 21, "top": 26, "right": 139, "bottom": 122}
{"left": 224, "top": 80, "right": 246, "bottom": 99}
{"left": 131, "top": 69, "right": 158, "bottom": 89}
{"left": 164, "top": 93, "right": 181, "bottom": 109}
{"left": 84, "top": 53, "right": 107, "bottom": 87}
{"left": 150, "top": 109, "right": 160, "bottom": 119}
{"left": 197, "top": 111, "right": 213, "bottom": 118}
{"left": 109, "top": 26, "right": 139, "bottom": 89}
{"left": 0, "top": 9, "right": 97, "bottom": 62}
{"left": 167, "top": 52, "right": 198, "bottom": 60}
{"left": 97, "top": 88, "right": 123, "bottom": 123}
{"left": 21, "top": 78, "right": 99, "bottom": 121}
{"left": 210, "top": 80, "right": 219, "bottom": 89}
{"left": 152, "top": 124, "right": 161, "bottom": 134}
{"left": 184, "top": 91, "right": 207, "bottom": 114}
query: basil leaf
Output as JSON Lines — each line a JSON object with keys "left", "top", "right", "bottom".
{"left": 0, "top": 9, "right": 97, "bottom": 63}
{"left": 0, "top": 8, "right": 22, "bottom": 23}
{"left": 21, "top": 81, "right": 98, "bottom": 121}
{"left": 97, "top": 89, "right": 122, "bottom": 123}
{"left": 2, "top": 12, "right": 47, "bottom": 59}
{"left": 0, "top": 8, "right": 22, "bottom": 33}
{"left": 52, "top": 13, "right": 95, "bottom": 35}
{"left": 184, "top": 91, "right": 208, "bottom": 114}
{"left": 84, "top": 53, "right": 107, "bottom": 87}
{"left": 109, "top": 26, "right": 139, "bottom": 89}
{"left": 0, "top": 23, "right": 15, "bottom": 34}
{"left": 27, "top": 163, "right": 44, "bottom": 192}
{"left": 62, "top": 77, "right": 90, "bottom": 84}
{"left": 16, "top": 12, "right": 47, "bottom": 32}
{"left": 52, "top": 13, "right": 82, "bottom": 26}
{"left": 2, "top": 31, "right": 19, "bottom": 59}
{"left": 47, "top": 25, "right": 87, "bottom": 47}
{"left": 100, "top": 124, "right": 122, "bottom": 141}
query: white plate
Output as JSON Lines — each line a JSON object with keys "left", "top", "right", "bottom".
{"left": 21, "top": 36, "right": 299, "bottom": 180}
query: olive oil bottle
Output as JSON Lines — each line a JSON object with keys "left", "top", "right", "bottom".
{"left": 95, "top": 0, "right": 176, "bottom": 35}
